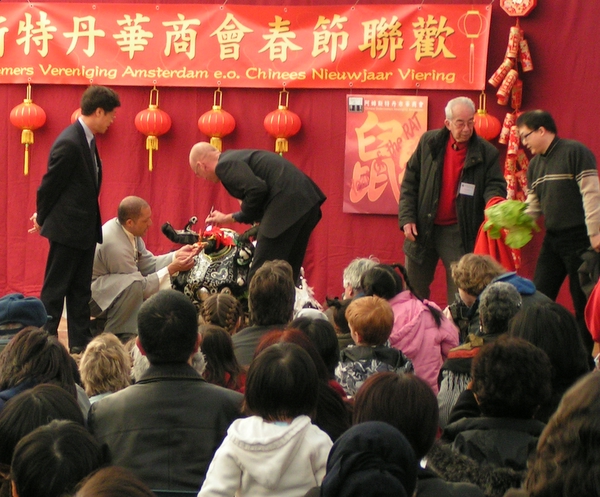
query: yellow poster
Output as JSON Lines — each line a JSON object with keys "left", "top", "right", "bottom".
{"left": 344, "top": 95, "right": 428, "bottom": 214}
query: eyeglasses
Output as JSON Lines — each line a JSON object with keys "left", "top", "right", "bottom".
{"left": 451, "top": 119, "right": 474, "bottom": 129}
{"left": 520, "top": 129, "right": 537, "bottom": 143}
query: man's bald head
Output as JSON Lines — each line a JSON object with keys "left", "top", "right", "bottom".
{"left": 117, "top": 196, "right": 149, "bottom": 224}
{"left": 189, "top": 142, "right": 221, "bottom": 183}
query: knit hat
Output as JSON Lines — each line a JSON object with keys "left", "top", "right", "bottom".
{"left": 0, "top": 293, "right": 48, "bottom": 331}
{"left": 320, "top": 421, "right": 418, "bottom": 497}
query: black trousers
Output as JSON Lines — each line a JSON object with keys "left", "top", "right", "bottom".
{"left": 40, "top": 240, "right": 95, "bottom": 349}
{"left": 534, "top": 227, "right": 594, "bottom": 355}
{"left": 249, "top": 204, "right": 322, "bottom": 285}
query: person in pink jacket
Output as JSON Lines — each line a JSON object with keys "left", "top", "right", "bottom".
{"left": 360, "top": 264, "right": 459, "bottom": 393}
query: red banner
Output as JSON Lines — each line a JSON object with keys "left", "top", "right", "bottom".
{"left": 344, "top": 95, "right": 428, "bottom": 215}
{"left": 0, "top": 3, "right": 491, "bottom": 89}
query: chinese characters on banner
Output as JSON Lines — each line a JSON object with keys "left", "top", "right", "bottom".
{"left": 0, "top": 4, "right": 491, "bottom": 89}
{"left": 344, "top": 95, "right": 428, "bottom": 215}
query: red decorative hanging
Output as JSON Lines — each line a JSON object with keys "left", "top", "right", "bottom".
{"left": 134, "top": 86, "right": 172, "bottom": 171}
{"left": 473, "top": 91, "right": 501, "bottom": 141}
{"left": 198, "top": 88, "right": 236, "bottom": 152}
{"left": 263, "top": 89, "right": 301, "bottom": 155}
{"left": 500, "top": 0, "right": 537, "bottom": 17}
{"left": 10, "top": 83, "right": 46, "bottom": 175}
{"left": 488, "top": 10, "right": 536, "bottom": 202}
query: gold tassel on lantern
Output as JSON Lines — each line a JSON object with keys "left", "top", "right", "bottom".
{"left": 146, "top": 135, "right": 159, "bottom": 171}
{"left": 22, "top": 130, "right": 34, "bottom": 175}
{"left": 275, "top": 138, "right": 288, "bottom": 154}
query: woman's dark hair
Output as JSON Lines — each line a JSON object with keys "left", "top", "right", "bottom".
{"left": 509, "top": 302, "right": 590, "bottom": 389}
{"left": 244, "top": 342, "right": 319, "bottom": 421}
{"left": 75, "top": 466, "right": 154, "bottom": 497}
{"left": 525, "top": 371, "right": 600, "bottom": 497}
{"left": 255, "top": 329, "right": 351, "bottom": 440}
{"left": 257, "top": 329, "right": 330, "bottom": 381}
{"left": 361, "top": 264, "right": 442, "bottom": 327}
{"left": 0, "top": 327, "right": 77, "bottom": 398}
{"left": 11, "top": 420, "right": 106, "bottom": 497}
{"left": 289, "top": 317, "right": 340, "bottom": 379}
{"left": 472, "top": 336, "right": 552, "bottom": 419}
{"left": 0, "top": 383, "right": 84, "bottom": 466}
{"left": 325, "top": 297, "right": 351, "bottom": 335}
{"left": 199, "top": 324, "right": 244, "bottom": 391}
{"left": 353, "top": 372, "right": 438, "bottom": 459}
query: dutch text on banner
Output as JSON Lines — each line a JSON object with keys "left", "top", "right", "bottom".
{"left": 0, "top": 4, "right": 491, "bottom": 90}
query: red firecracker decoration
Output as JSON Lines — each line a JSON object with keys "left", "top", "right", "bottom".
{"left": 198, "top": 88, "right": 236, "bottom": 152}
{"left": 134, "top": 86, "right": 172, "bottom": 171}
{"left": 263, "top": 89, "right": 301, "bottom": 155}
{"left": 10, "top": 83, "right": 46, "bottom": 175}
{"left": 474, "top": 91, "right": 501, "bottom": 141}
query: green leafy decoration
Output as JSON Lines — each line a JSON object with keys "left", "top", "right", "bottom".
{"left": 483, "top": 200, "right": 540, "bottom": 249}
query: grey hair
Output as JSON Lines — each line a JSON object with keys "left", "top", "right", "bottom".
{"left": 479, "top": 281, "right": 522, "bottom": 336}
{"left": 343, "top": 256, "right": 379, "bottom": 294}
{"left": 445, "top": 97, "right": 476, "bottom": 120}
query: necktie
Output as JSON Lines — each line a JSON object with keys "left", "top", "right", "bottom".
{"left": 90, "top": 137, "right": 98, "bottom": 184}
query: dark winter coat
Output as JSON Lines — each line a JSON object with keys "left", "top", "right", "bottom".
{"left": 399, "top": 128, "right": 506, "bottom": 264}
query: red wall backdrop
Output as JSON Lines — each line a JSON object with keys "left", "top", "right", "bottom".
{"left": 1, "top": 0, "right": 597, "bottom": 308}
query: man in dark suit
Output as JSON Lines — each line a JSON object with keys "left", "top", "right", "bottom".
{"left": 189, "top": 143, "right": 327, "bottom": 284}
{"left": 29, "top": 85, "right": 120, "bottom": 353}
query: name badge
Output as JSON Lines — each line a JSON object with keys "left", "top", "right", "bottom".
{"left": 459, "top": 182, "right": 475, "bottom": 196}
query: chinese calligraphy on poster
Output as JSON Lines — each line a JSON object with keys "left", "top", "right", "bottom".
{"left": 344, "top": 95, "right": 428, "bottom": 215}
{"left": 0, "top": 4, "right": 491, "bottom": 89}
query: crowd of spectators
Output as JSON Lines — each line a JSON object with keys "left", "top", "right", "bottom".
{"left": 0, "top": 254, "right": 597, "bottom": 497}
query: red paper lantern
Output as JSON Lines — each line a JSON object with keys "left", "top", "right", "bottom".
{"left": 263, "top": 89, "right": 301, "bottom": 154}
{"left": 70, "top": 108, "right": 82, "bottom": 123}
{"left": 10, "top": 83, "right": 46, "bottom": 175}
{"left": 135, "top": 86, "right": 172, "bottom": 171}
{"left": 473, "top": 92, "right": 501, "bottom": 141}
{"left": 198, "top": 88, "right": 236, "bottom": 152}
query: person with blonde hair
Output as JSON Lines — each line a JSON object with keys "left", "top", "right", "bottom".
{"left": 446, "top": 253, "right": 550, "bottom": 342}
{"left": 79, "top": 333, "right": 131, "bottom": 404}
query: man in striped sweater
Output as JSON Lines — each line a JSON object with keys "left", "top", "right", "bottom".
{"left": 517, "top": 110, "right": 600, "bottom": 354}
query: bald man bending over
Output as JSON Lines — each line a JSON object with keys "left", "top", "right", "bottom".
{"left": 90, "top": 196, "right": 199, "bottom": 341}
{"left": 189, "top": 143, "right": 326, "bottom": 284}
